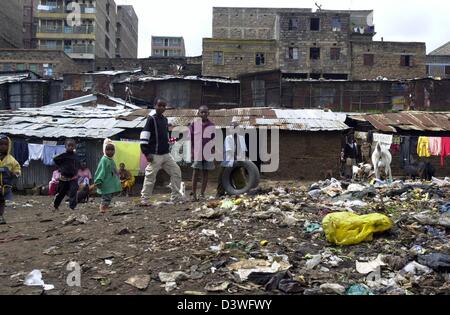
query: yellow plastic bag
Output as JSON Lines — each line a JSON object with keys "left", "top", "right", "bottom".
{"left": 322, "top": 212, "right": 393, "bottom": 246}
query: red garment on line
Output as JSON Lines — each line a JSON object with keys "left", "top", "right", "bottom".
{"left": 441, "top": 137, "right": 450, "bottom": 167}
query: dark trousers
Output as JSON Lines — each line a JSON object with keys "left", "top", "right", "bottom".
{"left": 0, "top": 191, "right": 5, "bottom": 216}
{"left": 54, "top": 180, "right": 78, "bottom": 210}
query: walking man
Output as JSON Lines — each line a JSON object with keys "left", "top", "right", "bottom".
{"left": 140, "top": 98, "right": 183, "bottom": 206}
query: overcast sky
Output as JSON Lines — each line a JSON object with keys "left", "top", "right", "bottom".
{"left": 116, "top": 0, "right": 450, "bottom": 58}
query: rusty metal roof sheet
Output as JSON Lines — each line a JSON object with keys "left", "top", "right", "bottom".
{"left": 0, "top": 97, "right": 349, "bottom": 140}
{"left": 355, "top": 112, "right": 450, "bottom": 132}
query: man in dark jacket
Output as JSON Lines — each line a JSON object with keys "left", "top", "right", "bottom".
{"left": 343, "top": 134, "right": 359, "bottom": 180}
{"left": 53, "top": 139, "right": 81, "bottom": 211}
{"left": 140, "top": 98, "right": 183, "bottom": 206}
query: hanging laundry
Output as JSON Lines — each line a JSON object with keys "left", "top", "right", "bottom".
{"left": 373, "top": 133, "right": 393, "bottom": 151}
{"left": 417, "top": 137, "right": 431, "bottom": 158}
{"left": 410, "top": 137, "right": 419, "bottom": 156}
{"left": 113, "top": 141, "right": 141, "bottom": 176}
{"left": 76, "top": 142, "right": 88, "bottom": 163}
{"left": 441, "top": 137, "right": 450, "bottom": 167}
{"left": 42, "top": 145, "right": 66, "bottom": 166}
{"left": 24, "top": 144, "right": 44, "bottom": 167}
{"left": 390, "top": 136, "right": 401, "bottom": 155}
{"left": 429, "top": 137, "right": 442, "bottom": 156}
{"left": 13, "top": 140, "right": 29, "bottom": 166}
{"left": 400, "top": 136, "right": 411, "bottom": 168}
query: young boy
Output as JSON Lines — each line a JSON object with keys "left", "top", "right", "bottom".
{"left": 94, "top": 140, "right": 122, "bottom": 213}
{"left": 0, "top": 135, "right": 21, "bottom": 225}
{"left": 53, "top": 139, "right": 81, "bottom": 211}
{"left": 189, "top": 105, "right": 216, "bottom": 201}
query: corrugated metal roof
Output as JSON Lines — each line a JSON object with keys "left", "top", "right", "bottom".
{"left": 120, "top": 75, "right": 240, "bottom": 84}
{"left": 0, "top": 96, "right": 350, "bottom": 140}
{"left": 351, "top": 112, "right": 450, "bottom": 132}
{"left": 0, "top": 74, "right": 30, "bottom": 85}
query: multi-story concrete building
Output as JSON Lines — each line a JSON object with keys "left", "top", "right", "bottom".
{"left": 0, "top": 0, "right": 24, "bottom": 49}
{"left": 35, "top": 0, "right": 118, "bottom": 60}
{"left": 116, "top": 5, "right": 138, "bottom": 58}
{"left": 351, "top": 41, "right": 426, "bottom": 80}
{"left": 427, "top": 42, "right": 450, "bottom": 79}
{"left": 204, "top": 7, "right": 426, "bottom": 80}
{"left": 23, "top": 0, "right": 38, "bottom": 49}
{"left": 152, "top": 36, "right": 186, "bottom": 57}
{"left": 0, "top": 49, "right": 81, "bottom": 78}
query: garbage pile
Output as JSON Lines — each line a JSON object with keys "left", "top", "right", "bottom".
{"left": 175, "top": 177, "right": 450, "bottom": 295}
{"left": 2, "top": 177, "right": 449, "bottom": 295}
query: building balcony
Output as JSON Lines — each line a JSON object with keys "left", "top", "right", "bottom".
{"left": 351, "top": 25, "right": 376, "bottom": 35}
{"left": 64, "top": 45, "right": 95, "bottom": 54}
{"left": 37, "top": 5, "right": 96, "bottom": 14}
{"left": 36, "top": 5, "right": 96, "bottom": 19}
{"left": 38, "top": 25, "right": 95, "bottom": 34}
{"left": 36, "top": 26, "right": 96, "bottom": 40}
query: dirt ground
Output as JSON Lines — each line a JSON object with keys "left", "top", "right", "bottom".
{"left": 0, "top": 180, "right": 449, "bottom": 295}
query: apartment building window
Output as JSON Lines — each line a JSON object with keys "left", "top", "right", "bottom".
{"left": 256, "top": 53, "right": 265, "bottom": 66}
{"left": 401, "top": 55, "right": 412, "bottom": 67}
{"left": 164, "top": 39, "right": 169, "bottom": 47}
{"left": 332, "top": 17, "right": 341, "bottom": 32}
{"left": 287, "top": 47, "right": 299, "bottom": 60}
{"left": 2, "top": 64, "right": 13, "bottom": 71}
{"left": 213, "top": 51, "right": 224, "bottom": 65}
{"left": 106, "top": 21, "right": 110, "bottom": 33}
{"left": 330, "top": 48, "right": 341, "bottom": 60}
{"left": 105, "top": 37, "right": 110, "bottom": 52}
{"left": 164, "top": 50, "right": 168, "bottom": 57}
{"left": 364, "top": 54, "right": 374, "bottom": 66}
{"left": 310, "top": 18, "right": 320, "bottom": 31}
{"left": 288, "top": 18, "right": 299, "bottom": 31}
{"left": 310, "top": 47, "right": 320, "bottom": 60}
{"left": 106, "top": 2, "right": 110, "bottom": 15}
{"left": 16, "top": 64, "right": 26, "bottom": 71}
{"left": 29, "top": 64, "right": 38, "bottom": 73}
{"left": 446, "top": 66, "right": 450, "bottom": 75}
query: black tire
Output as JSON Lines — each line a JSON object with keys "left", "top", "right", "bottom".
{"left": 222, "top": 161, "right": 260, "bottom": 195}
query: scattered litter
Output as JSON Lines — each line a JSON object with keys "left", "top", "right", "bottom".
{"left": 322, "top": 212, "right": 393, "bottom": 246}
{"left": 320, "top": 283, "right": 346, "bottom": 295}
{"left": 205, "top": 281, "right": 230, "bottom": 292}
{"left": 125, "top": 275, "right": 150, "bottom": 290}
{"left": 24, "top": 270, "right": 54, "bottom": 291}
{"left": 201, "top": 229, "right": 219, "bottom": 238}
{"left": 346, "top": 284, "right": 374, "bottom": 295}
{"left": 62, "top": 214, "right": 89, "bottom": 226}
{"left": 356, "top": 255, "right": 386, "bottom": 274}
{"left": 418, "top": 253, "right": 450, "bottom": 271}
{"left": 402, "top": 262, "right": 433, "bottom": 275}
{"left": 158, "top": 271, "right": 190, "bottom": 283}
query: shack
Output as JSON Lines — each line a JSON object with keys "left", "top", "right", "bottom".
{"left": 113, "top": 75, "right": 241, "bottom": 109}
{"left": 347, "top": 112, "right": 450, "bottom": 177}
{"left": 0, "top": 70, "right": 63, "bottom": 110}
{"left": 0, "top": 94, "right": 350, "bottom": 190}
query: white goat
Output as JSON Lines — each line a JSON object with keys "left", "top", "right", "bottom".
{"left": 371, "top": 142, "right": 393, "bottom": 182}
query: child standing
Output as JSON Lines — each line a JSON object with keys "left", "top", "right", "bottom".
{"left": 0, "top": 135, "right": 21, "bottom": 225}
{"left": 53, "top": 139, "right": 81, "bottom": 211}
{"left": 94, "top": 139, "right": 121, "bottom": 213}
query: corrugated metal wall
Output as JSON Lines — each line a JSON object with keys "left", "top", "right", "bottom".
{"left": 16, "top": 139, "right": 104, "bottom": 190}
